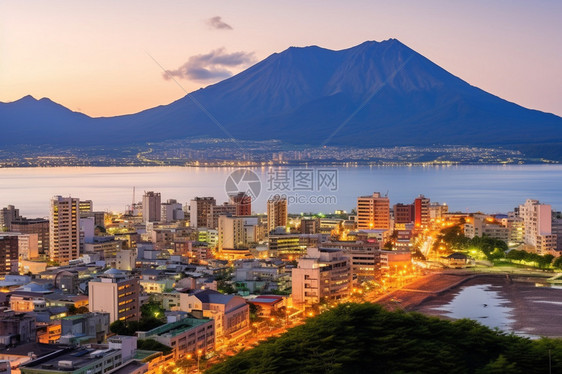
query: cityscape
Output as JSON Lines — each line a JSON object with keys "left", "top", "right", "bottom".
{"left": 1, "top": 187, "right": 562, "bottom": 372}
{"left": 0, "top": 141, "right": 541, "bottom": 168}
{"left": 2, "top": 1, "right": 562, "bottom": 373}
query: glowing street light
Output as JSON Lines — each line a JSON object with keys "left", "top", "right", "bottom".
{"left": 196, "top": 349, "right": 203, "bottom": 373}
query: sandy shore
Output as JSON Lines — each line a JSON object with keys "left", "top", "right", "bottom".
{"left": 389, "top": 273, "right": 562, "bottom": 337}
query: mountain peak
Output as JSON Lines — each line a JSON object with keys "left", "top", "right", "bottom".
{"left": 14, "top": 94, "right": 38, "bottom": 104}
{"left": 1, "top": 40, "right": 561, "bottom": 150}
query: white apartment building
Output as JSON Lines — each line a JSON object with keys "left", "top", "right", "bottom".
{"left": 291, "top": 247, "right": 351, "bottom": 307}
{"left": 519, "top": 199, "right": 557, "bottom": 254}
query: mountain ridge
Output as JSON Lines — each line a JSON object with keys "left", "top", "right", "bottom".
{"left": 1, "top": 38, "right": 561, "bottom": 150}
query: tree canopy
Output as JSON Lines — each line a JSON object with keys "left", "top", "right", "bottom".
{"left": 207, "top": 303, "right": 562, "bottom": 374}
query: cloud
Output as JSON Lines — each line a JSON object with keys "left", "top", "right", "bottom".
{"left": 164, "top": 48, "right": 255, "bottom": 82}
{"left": 207, "top": 16, "right": 233, "bottom": 30}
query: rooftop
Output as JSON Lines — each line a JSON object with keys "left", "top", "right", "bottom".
{"left": 249, "top": 296, "right": 284, "bottom": 305}
{"left": 22, "top": 348, "right": 120, "bottom": 371}
{"left": 108, "top": 360, "right": 147, "bottom": 374}
{"left": 140, "top": 317, "right": 211, "bottom": 339}
{"left": 191, "top": 289, "right": 236, "bottom": 305}
{"left": 0, "top": 342, "right": 64, "bottom": 357}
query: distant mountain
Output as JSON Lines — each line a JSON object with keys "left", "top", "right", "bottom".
{"left": 2, "top": 39, "right": 561, "bottom": 150}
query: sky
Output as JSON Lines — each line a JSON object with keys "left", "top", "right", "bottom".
{"left": 1, "top": 0, "right": 561, "bottom": 117}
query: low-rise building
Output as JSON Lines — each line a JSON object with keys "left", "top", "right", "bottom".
{"left": 233, "top": 259, "right": 291, "bottom": 294}
{"left": 139, "top": 271, "right": 175, "bottom": 294}
{"left": 268, "top": 234, "right": 304, "bottom": 260}
{"left": 464, "top": 215, "right": 509, "bottom": 242}
{"left": 179, "top": 290, "right": 250, "bottom": 343}
{"left": 501, "top": 216, "right": 525, "bottom": 245}
{"left": 83, "top": 237, "right": 123, "bottom": 260}
{"left": 536, "top": 234, "right": 558, "bottom": 256}
{"left": 20, "top": 346, "right": 126, "bottom": 374}
{"left": 136, "top": 316, "right": 215, "bottom": 359}
{"left": 0, "top": 309, "right": 36, "bottom": 347}
{"left": 380, "top": 250, "right": 412, "bottom": 274}
{"left": 36, "top": 321, "right": 61, "bottom": 344}
{"left": 247, "top": 295, "right": 286, "bottom": 317}
{"left": 59, "top": 312, "right": 110, "bottom": 345}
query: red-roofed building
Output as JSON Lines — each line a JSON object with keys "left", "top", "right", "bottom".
{"left": 247, "top": 295, "right": 285, "bottom": 317}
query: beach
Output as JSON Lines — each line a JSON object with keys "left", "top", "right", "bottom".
{"left": 377, "top": 272, "right": 562, "bottom": 338}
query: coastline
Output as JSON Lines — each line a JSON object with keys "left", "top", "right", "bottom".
{"left": 379, "top": 272, "right": 562, "bottom": 338}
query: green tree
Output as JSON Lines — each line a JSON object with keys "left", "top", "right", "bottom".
{"left": 137, "top": 339, "right": 172, "bottom": 355}
{"left": 249, "top": 303, "right": 262, "bottom": 322}
{"left": 206, "top": 303, "right": 562, "bottom": 374}
{"left": 478, "top": 355, "right": 521, "bottom": 374}
{"left": 141, "top": 300, "right": 165, "bottom": 320}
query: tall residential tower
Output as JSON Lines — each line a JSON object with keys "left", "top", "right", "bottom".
{"left": 49, "top": 196, "right": 80, "bottom": 265}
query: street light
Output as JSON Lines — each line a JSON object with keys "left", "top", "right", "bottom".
{"left": 196, "top": 349, "right": 203, "bottom": 373}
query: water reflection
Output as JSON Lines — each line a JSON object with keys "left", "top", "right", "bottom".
{"left": 2, "top": 165, "right": 562, "bottom": 217}
{"left": 434, "top": 284, "right": 514, "bottom": 331}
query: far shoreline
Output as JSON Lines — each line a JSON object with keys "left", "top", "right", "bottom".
{"left": 1, "top": 162, "right": 561, "bottom": 169}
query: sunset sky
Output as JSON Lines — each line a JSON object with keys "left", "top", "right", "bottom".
{"left": 1, "top": 0, "right": 561, "bottom": 117}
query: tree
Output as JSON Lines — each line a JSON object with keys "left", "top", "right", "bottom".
{"left": 137, "top": 339, "right": 172, "bottom": 355}
{"left": 141, "top": 300, "right": 165, "bottom": 320}
{"left": 206, "top": 303, "right": 562, "bottom": 374}
{"left": 542, "top": 254, "right": 555, "bottom": 268}
{"left": 249, "top": 303, "right": 262, "bottom": 322}
{"left": 110, "top": 320, "right": 130, "bottom": 335}
{"left": 478, "top": 355, "right": 521, "bottom": 374}
{"left": 68, "top": 305, "right": 89, "bottom": 315}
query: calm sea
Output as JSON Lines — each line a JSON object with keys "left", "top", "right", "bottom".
{"left": 0, "top": 165, "right": 561, "bottom": 218}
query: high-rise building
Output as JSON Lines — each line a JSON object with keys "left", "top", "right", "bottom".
{"left": 10, "top": 218, "right": 49, "bottom": 254}
{"left": 218, "top": 215, "right": 245, "bottom": 251}
{"left": 267, "top": 197, "right": 288, "bottom": 233}
{"left": 49, "top": 196, "right": 80, "bottom": 265}
{"left": 230, "top": 192, "right": 252, "bottom": 216}
{"left": 17, "top": 233, "right": 40, "bottom": 262}
{"left": 292, "top": 247, "right": 351, "bottom": 307}
{"left": 190, "top": 197, "right": 216, "bottom": 228}
{"left": 356, "top": 192, "right": 390, "bottom": 230}
{"left": 88, "top": 268, "right": 140, "bottom": 323}
{"left": 0, "top": 205, "right": 21, "bottom": 231}
{"left": 393, "top": 203, "right": 414, "bottom": 225}
{"left": 519, "top": 199, "right": 552, "bottom": 247}
{"left": 79, "top": 200, "right": 93, "bottom": 214}
{"left": 210, "top": 203, "right": 237, "bottom": 229}
{"left": 300, "top": 218, "right": 320, "bottom": 234}
{"left": 552, "top": 215, "right": 562, "bottom": 252}
{"left": 80, "top": 211, "right": 106, "bottom": 228}
{"left": 0, "top": 233, "right": 19, "bottom": 274}
{"left": 429, "top": 202, "right": 448, "bottom": 220}
{"left": 414, "top": 194, "right": 430, "bottom": 228}
{"left": 161, "top": 199, "right": 185, "bottom": 222}
{"left": 142, "top": 191, "right": 161, "bottom": 223}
